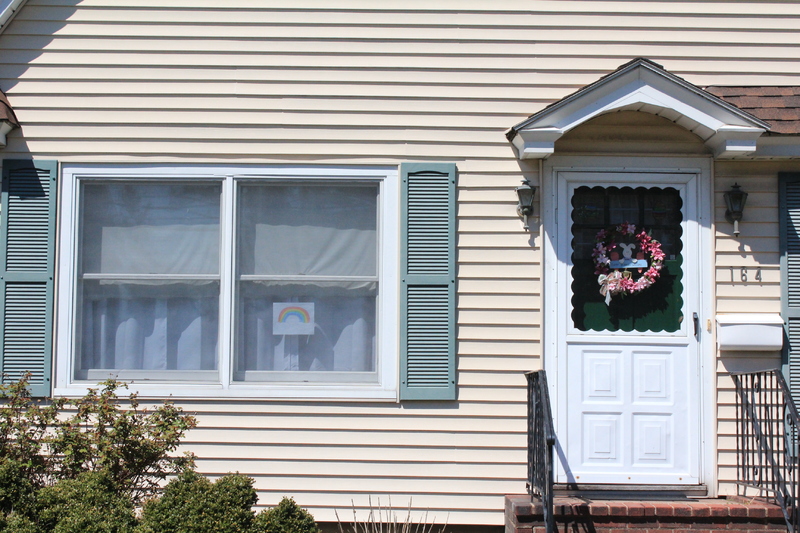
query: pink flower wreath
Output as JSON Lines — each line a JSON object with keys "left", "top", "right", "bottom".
{"left": 591, "top": 222, "right": 665, "bottom": 305}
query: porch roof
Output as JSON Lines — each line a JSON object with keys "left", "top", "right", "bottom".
{"left": 506, "top": 58, "right": 776, "bottom": 160}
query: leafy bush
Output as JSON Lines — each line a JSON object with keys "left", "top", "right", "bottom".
{"left": 138, "top": 470, "right": 258, "bottom": 533}
{"left": 34, "top": 472, "right": 138, "bottom": 533}
{"left": 0, "top": 459, "right": 36, "bottom": 518}
{"left": 253, "top": 497, "right": 320, "bottom": 533}
{"left": 48, "top": 380, "right": 197, "bottom": 503}
{"left": 0, "top": 378, "right": 65, "bottom": 488}
{"left": 1, "top": 511, "right": 39, "bottom": 533}
{"left": 0, "top": 375, "right": 321, "bottom": 533}
{"left": 0, "top": 374, "right": 197, "bottom": 504}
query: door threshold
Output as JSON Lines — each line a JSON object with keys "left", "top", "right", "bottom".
{"left": 554, "top": 484, "right": 708, "bottom": 500}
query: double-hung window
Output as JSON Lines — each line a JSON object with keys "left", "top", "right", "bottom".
{"left": 55, "top": 166, "right": 399, "bottom": 399}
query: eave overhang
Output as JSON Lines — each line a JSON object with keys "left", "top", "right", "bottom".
{"left": 0, "top": 0, "right": 26, "bottom": 35}
{"left": 0, "top": 89, "right": 18, "bottom": 148}
{"left": 506, "top": 58, "right": 770, "bottom": 160}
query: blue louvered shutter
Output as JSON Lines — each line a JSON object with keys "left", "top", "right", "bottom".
{"left": 400, "top": 163, "right": 456, "bottom": 400}
{"left": 0, "top": 160, "right": 57, "bottom": 397}
{"left": 780, "top": 173, "right": 800, "bottom": 401}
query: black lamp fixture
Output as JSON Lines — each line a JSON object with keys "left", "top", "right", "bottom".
{"left": 515, "top": 179, "right": 537, "bottom": 231}
{"left": 724, "top": 182, "right": 748, "bottom": 238}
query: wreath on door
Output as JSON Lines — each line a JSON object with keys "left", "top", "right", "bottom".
{"left": 592, "top": 222, "right": 665, "bottom": 304}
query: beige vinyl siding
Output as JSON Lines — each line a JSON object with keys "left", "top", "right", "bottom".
{"left": 1, "top": 0, "right": 800, "bottom": 526}
{"left": 713, "top": 161, "right": 784, "bottom": 315}
{"left": 713, "top": 161, "right": 792, "bottom": 496}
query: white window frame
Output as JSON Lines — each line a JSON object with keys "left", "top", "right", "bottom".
{"left": 54, "top": 165, "right": 399, "bottom": 400}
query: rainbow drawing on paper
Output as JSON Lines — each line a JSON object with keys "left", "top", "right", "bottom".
{"left": 273, "top": 302, "right": 315, "bottom": 335}
{"left": 277, "top": 306, "right": 311, "bottom": 324}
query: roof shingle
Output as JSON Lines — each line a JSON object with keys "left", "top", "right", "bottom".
{"left": 705, "top": 86, "right": 800, "bottom": 134}
{"left": 0, "top": 90, "right": 17, "bottom": 127}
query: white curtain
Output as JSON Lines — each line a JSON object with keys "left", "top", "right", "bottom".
{"left": 239, "top": 290, "right": 375, "bottom": 374}
{"left": 81, "top": 291, "right": 219, "bottom": 371}
{"left": 78, "top": 182, "right": 221, "bottom": 374}
{"left": 237, "top": 184, "right": 377, "bottom": 276}
{"left": 236, "top": 184, "right": 378, "bottom": 377}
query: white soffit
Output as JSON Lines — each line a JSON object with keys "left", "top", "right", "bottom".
{"left": 0, "top": 120, "right": 13, "bottom": 147}
{"left": 507, "top": 59, "right": 770, "bottom": 160}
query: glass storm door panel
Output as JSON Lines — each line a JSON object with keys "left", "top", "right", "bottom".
{"left": 570, "top": 186, "right": 683, "bottom": 333}
{"left": 555, "top": 173, "right": 701, "bottom": 486}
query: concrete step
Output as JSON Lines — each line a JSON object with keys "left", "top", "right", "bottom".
{"left": 505, "top": 495, "right": 787, "bottom": 533}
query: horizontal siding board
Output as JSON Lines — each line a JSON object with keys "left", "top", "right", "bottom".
{"left": 189, "top": 414, "right": 524, "bottom": 432}
{"left": 458, "top": 309, "right": 539, "bottom": 324}
{"left": 180, "top": 444, "right": 526, "bottom": 463}
{"left": 9, "top": 52, "right": 800, "bottom": 74}
{"left": 0, "top": 139, "right": 516, "bottom": 160}
{"left": 192, "top": 459, "right": 524, "bottom": 479}
{"left": 716, "top": 300, "right": 780, "bottom": 313}
{"left": 11, "top": 20, "right": 800, "bottom": 47}
{"left": 16, "top": 7, "right": 800, "bottom": 30}
{"left": 11, "top": 110, "right": 523, "bottom": 130}
{"left": 188, "top": 472, "right": 522, "bottom": 494}
{"left": 184, "top": 429, "right": 527, "bottom": 448}
{"left": 9, "top": 37, "right": 800, "bottom": 61}
{"left": 7, "top": 95, "right": 556, "bottom": 115}
{"left": 6, "top": 69, "right": 800, "bottom": 90}
{"left": 12, "top": 123, "right": 510, "bottom": 140}
{"left": 23, "top": 0, "right": 800, "bottom": 15}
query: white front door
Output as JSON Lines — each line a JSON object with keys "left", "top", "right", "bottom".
{"left": 548, "top": 168, "right": 704, "bottom": 485}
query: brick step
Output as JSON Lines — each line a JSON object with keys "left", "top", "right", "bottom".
{"left": 505, "top": 495, "right": 787, "bottom": 533}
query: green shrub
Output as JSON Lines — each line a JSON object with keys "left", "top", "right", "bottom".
{"left": 34, "top": 472, "right": 138, "bottom": 533}
{"left": 0, "top": 376, "right": 321, "bottom": 533}
{"left": 0, "top": 377, "right": 65, "bottom": 488}
{"left": 0, "top": 459, "right": 36, "bottom": 518}
{"left": 1, "top": 511, "right": 39, "bottom": 533}
{"left": 253, "top": 497, "right": 319, "bottom": 533}
{"left": 0, "top": 374, "right": 196, "bottom": 504}
{"left": 48, "top": 380, "right": 197, "bottom": 503}
{"left": 138, "top": 470, "right": 257, "bottom": 533}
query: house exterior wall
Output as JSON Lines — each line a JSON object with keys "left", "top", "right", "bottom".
{"left": 714, "top": 160, "right": 792, "bottom": 495}
{"left": 0, "top": 0, "right": 798, "bottom": 526}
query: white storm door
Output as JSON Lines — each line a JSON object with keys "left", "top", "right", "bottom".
{"left": 555, "top": 172, "right": 701, "bottom": 485}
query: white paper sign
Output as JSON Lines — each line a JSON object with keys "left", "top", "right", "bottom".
{"left": 273, "top": 302, "right": 315, "bottom": 335}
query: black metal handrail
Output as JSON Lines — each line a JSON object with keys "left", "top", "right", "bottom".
{"left": 732, "top": 369, "right": 800, "bottom": 532}
{"left": 526, "top": 370, "right": 556, "bottom": 533}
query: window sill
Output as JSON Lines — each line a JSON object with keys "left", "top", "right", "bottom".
{"left": 52, "top": 382, "right": 398, "bottom": 401}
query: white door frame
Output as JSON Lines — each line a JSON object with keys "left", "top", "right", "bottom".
{"left": 541, "top": 155, "right": 715, "bottom": 491}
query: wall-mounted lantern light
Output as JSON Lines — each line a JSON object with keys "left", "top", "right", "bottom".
{"left": 724, "top": 182, "right": 748, "bottom": 238}
{"left": 515, "top": 179, "right": 537, "bottom": 231}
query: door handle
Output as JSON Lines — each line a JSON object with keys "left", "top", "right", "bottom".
{"left": 693, "top": 312, "right": 700, "bottom": 339}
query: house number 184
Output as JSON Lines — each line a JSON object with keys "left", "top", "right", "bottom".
{"left": 730, "top": 266, "right": 762, "bottom": 283}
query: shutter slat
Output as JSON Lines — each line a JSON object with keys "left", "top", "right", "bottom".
{"left": 1, "top": 160, "right": 57, "bottom": 397}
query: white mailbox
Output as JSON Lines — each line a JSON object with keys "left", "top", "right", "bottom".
{"left": 716, "top": 314, "right": 784, "bottom": 351}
